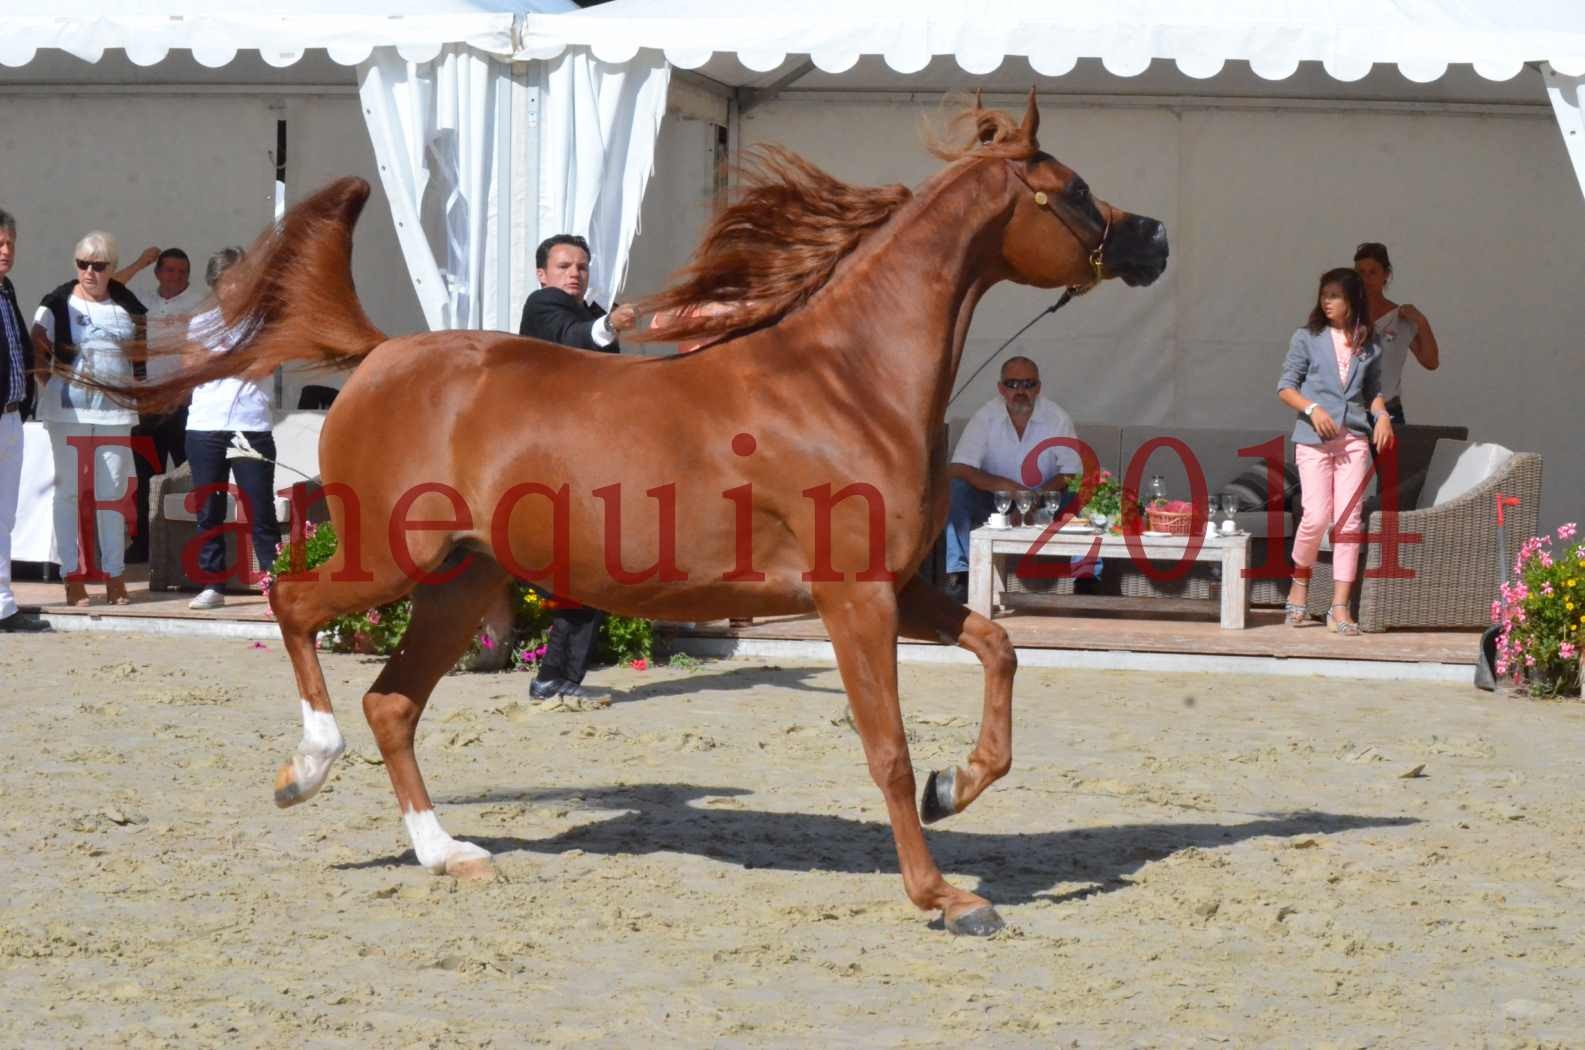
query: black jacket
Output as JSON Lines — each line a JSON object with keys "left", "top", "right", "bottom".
{"left": 518, "top": 286, "right": 619, "bottom": 353}
{"left": 38, "top": 278, "right": 147, "bottom": 380}
{"left": 0, "top": 276, "right": 34, "bottom": 418}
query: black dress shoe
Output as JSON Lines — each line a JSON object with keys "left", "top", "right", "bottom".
{"left": 530, "top": 676, "right": 568, "bottom": 700}
{"left": 556, "top": 682, "right": 612, "bottom": 706}
{"left": 0, "top": 613, "right": 51, "bottom": 633}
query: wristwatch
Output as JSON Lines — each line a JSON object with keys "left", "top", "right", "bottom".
{"left": 1302, "top": 403, "right": 1319, "bottom": 420}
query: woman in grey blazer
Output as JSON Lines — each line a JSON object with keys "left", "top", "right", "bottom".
{"left": 1277, "top": 267, "right": 1396, "bottom": 634}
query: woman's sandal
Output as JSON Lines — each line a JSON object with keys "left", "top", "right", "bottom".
{"left": 1284, "top": 583, "right": 1310, "bottom": 626}
{"left": 1326, "top": 604, "right": 1361, "bottom": 636}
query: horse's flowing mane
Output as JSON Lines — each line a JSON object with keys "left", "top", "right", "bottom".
{"left": 638, "top": 100, "right": 1039, "bottom": 346}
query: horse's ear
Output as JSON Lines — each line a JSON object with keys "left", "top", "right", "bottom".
{"left": 1020, "top": 87, "right": 1040, "bottom": 144}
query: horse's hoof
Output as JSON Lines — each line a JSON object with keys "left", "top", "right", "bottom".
{"left": 445, "top": 855, "right": 498, "bottom": 882}
{"left": 944, "top": 904, "right": 1005, "bottom": 937}
{"left": 920, "top": 768, "right": 957, "bottom": 824}
{"left": 273, "top": 762, "right": 310, "bottom": 808}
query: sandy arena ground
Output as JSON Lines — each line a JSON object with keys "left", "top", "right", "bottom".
{"left": 3, "top": 630, "right": 1584, "bottom": 1048}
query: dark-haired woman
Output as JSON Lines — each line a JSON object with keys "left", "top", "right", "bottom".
{"left": 1277, "top": 268, "right": 1395, "bottom": 635}
{"left": 1353, "top": 242, "right": 1440, "bottom": 426}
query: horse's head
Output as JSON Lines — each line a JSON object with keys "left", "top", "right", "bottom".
{"left": 971, "top": 92, "right": 1168, "bottom": 293}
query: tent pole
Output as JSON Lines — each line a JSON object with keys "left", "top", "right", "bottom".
{"left": 1542, "top": 63, "right": 1585, "bottom": 204}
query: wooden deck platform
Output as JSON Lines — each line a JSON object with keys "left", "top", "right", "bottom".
{"left": 8, "top": 567, "right": 1483, "bottom": 681}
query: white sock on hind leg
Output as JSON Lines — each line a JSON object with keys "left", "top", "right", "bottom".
{"left": 292, "top": 698, "right": 345, "bottom": 791}
{"left": 403, "top": 808, "right": 491, "bottom": 874}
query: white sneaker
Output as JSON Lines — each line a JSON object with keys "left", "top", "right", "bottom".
{"left": 188, "top": 588, "right": 226, "bottom": 610}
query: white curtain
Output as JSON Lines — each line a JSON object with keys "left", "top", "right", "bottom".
{"left": 533, "top": 48, "right": 671, "bottom": 310}
{"left": 358, "top": 44, "right": 502, "bottom": 331}
{"left": 357, "top": 43, "right": 669, "bottom": 332}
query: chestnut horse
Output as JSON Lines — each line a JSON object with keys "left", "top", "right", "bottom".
{"left": 144, "top": 95, "right": 1166, "bottom": 935}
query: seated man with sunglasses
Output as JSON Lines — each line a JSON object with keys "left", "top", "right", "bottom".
{"left": 942, "top": 355, "right": 1091, "bottom": 605}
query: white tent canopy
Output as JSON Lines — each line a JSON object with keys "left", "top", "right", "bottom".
{"left": 0, "top": 0, "right": 526, "bottom": 68}
{"left": 0, "top": 0, "right": 671, "bottom": 329}
{"left": 517, "top": 0, "right": 1585, "bottom": 82}
{"left": 517, "top": 0, "right": 1585, "bottom": 202}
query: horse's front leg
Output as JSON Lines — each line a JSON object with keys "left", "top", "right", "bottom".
{"left": 895, "top": 574, "right": 1017, "bottom": 824}
{"left": 813, "top": 581, "right": 1004, "bottom": 936}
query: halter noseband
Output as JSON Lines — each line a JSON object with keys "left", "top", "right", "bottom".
{"left": 1007, "top": 161, "right": 1112, "bottom": 294}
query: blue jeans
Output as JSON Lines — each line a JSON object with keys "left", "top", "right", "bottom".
{"left": 186, "top": 429, "right": 281, "bottom": 580}
{"left": 944, "top": 479, "right": 1100, "bottom": 579}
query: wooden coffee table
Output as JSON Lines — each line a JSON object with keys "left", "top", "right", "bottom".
{"left": 968, "top": 524, "right": 1253, "bottom": 629}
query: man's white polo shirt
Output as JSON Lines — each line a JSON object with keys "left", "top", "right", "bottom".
{"left": 951, "top": 396, "right": 1081, "bottom": 486}
{"left": 139, "top": 282, "right": 207, "bottom": 385}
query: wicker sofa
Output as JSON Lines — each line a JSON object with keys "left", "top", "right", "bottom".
{"left": 974, "top": 421, "right": 1469, "bottom": 613}
{"left": 1298, "top": 440, "right": 1542, "bottom": 632}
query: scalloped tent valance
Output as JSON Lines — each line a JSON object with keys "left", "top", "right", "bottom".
{"left": 0, "top": 1, "right": 572, "bottom": 69}
{"left": 514, "top": 0, "right": 1585, "bottom": 84}
{"left": 7, "top": 1, "right": 1583, "bottom": 79}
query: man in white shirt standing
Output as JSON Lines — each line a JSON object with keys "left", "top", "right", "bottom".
{"left": 0, "top": 206, "right": 49, "bottom": 632}
{"left": 114, "top": 247, "right": 205, "bottom": 562}
{"left": 942, "top": 356, "right": 1087, "bottom": 604}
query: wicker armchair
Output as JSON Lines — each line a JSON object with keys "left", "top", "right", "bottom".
{"left": 148, "top": 464, "right": 328, "bottom": 592}
{"left": 148, "top": 463, "right": 261, "bottom": 592}
{"left": 1300, "top": 451, "right": 1542, "bottom": 631}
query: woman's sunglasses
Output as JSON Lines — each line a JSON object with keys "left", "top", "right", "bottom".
{"left": 1000, "top": 378, "right": 1039, "bottom": 391}
{"left": 75, "top": 259, "right": 109, "bottom": 273}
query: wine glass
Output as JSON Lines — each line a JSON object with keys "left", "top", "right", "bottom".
{"left": 1014, "top": 489, "right": 1036, "bottom": 526}
{"left": 1041, "top": 490, "right": 1062, "bottom": 526}
{"left": 993, "top": 489, "right": 1013, "bottom": 521}
{"left": 1147, "top": 474, "right": 1168, "bottom": 506}
{"left": 1218, "top": 493, "right": 1239, "bottom": 533}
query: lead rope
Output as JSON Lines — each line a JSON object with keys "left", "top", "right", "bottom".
{"left": 945, "top": 287, "right": 1081, "bottom": 410}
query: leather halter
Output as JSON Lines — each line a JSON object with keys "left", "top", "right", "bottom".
{"left": 1006, "top": 161, "right": 1112, "bottom": 293}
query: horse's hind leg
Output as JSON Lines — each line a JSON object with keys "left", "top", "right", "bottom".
{"left": 270, "top": 563, "right": 417, "bottom": 809}
{"left": 815, "top": 581, "right": 1004, "bottom": 936}
{"left": 362, "top": 554, "right": 508, "bottom": 879}
{"left": 895, "top": 574, "right": 1016, "bottom": 824}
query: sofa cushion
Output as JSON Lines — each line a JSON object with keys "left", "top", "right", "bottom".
{"left": 1378, "top": 423, "right": 1468, "bottom": 510}
{"left": 271, "top": 411, "right": 326, "bottom": 485}
{"left": 1217, "top": 462, "right": 1302, "bottom": 515}
{"left": 1121, "top": 426, "right": 1294, "bottom": 504}
{"left": 1074, "top": 423, "right": 1121, "bottom": 478}
{"left": 1417, "top": 440, "right": 1514, "bottom": 509}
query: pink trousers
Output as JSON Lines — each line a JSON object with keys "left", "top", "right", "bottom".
{"left": 1293, "top": 434, "right": 1372, "bottom": 584}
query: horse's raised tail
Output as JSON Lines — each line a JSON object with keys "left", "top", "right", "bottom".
{"left": 113, "top": 176, "right": 387, "bottom": 413}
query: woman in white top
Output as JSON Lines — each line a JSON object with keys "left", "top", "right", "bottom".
{"left": 184, "top": 247, "right": 280, "bottom": 610}
{"left": 1353, "top": 241, "right": 1441, "bottom": 426}
{"left": 31, "top": 230, "right": 146, "bottom": 606}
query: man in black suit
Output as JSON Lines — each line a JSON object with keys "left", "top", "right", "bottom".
{"left": 0, "top": 207, "right": 48, "bottom": 632}
{"left": 518, "top": 234, "right": 636, "bottom": 704}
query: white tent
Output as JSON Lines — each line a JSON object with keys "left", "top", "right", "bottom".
{"left": 518, "top": 0, "right": 1585, "bottom": 532}
{"left": 3, "top": 2, "right": 1583, "bottom": 533}
{"left": 0, "top": 1, "right": 671, "bottom": 331}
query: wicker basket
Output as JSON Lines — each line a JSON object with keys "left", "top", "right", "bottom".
{"left": 1146, "top": 507, "right": 1193, "bottom": 535}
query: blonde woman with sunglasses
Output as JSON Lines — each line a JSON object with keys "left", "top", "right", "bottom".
{"left": 30, "top": 230, "right": 148, "bottom": 606}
